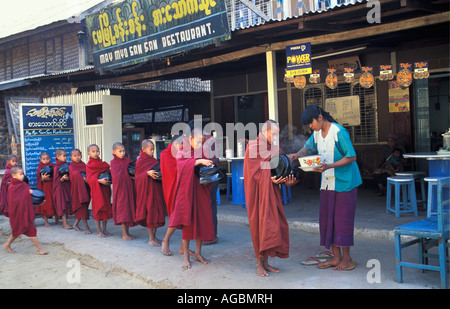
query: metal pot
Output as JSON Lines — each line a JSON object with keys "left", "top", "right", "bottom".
{"left": 31, "top": 188, "right": 45, "bottom": 205}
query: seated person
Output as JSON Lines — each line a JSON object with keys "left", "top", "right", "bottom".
{"left": 373, "top": 147, "right": 406, "bottom": 196}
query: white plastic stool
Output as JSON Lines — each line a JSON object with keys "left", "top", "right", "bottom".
{"left": 395, "top": 171, "right": 426, "bottom": 208}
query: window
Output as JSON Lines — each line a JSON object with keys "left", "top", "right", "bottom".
{"left": 301, "top": 81, "right": 378, "bottom": 144}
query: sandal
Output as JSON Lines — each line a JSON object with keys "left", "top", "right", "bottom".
{"left": 301, "top": 257, "right": 327, "bottom": 266}
{"left": 315, "top": 250, "right": 334, "bottom": 259}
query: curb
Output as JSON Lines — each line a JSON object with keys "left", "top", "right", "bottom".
{"left": 217, "top": 213, "right": 396, "bottom": 242}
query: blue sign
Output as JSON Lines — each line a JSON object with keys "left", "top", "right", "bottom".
{"left": 285, "top": 42, "right": 312, "bottom": 77}
{"left": 20, "top": 104, "right": 76, "bottom": 188}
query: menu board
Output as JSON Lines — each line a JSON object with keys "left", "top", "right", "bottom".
{"left": 324, "top": 95, "right": 361, "bottom": 126}
{"left": 20, "top": 104, "right": 76, "bottom": 188}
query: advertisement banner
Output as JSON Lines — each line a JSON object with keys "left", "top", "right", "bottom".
{"left": 86, "top": 0, "right": 230, "bottom": 71}
{"left": 20, "top": 104, "right": 76, "bottom": 188}
{"left": 285, "top": 42, "right": 312, "bottom": 77}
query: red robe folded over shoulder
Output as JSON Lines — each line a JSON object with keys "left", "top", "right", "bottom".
{"left": 36, "top": 162, "right": 56, "bottom": 216}
{"left": 243, "top": 133, "right": 289, "bottom": 259}
{"left": 8, "top": 179, "right": 37, "bottom": 238}
{"left": 169, "top": 148, "right": 214, "bottom": 241}
{"left": 160, "top": 143, "right": 177, "bottom": 217}
{"left": 135, "top": 150, "right": 166, "bottom": 228}
{"left": 69, "top": 161, "right": 90, "bottom": 219}
{"left": 86, "top": 157, "right": 112, "bottom": 221}
{"left": 110, "top": 154, "right": 136, "bottom": 226}
{"left": 0, "top": 163, "right": 13, "bottom": 217}
{"left": 53, "top": 159, "right": 73, "bottom": 217}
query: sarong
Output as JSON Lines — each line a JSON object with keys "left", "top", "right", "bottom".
{"left": 319, "top": 188, "right": 357, "bottom": 249}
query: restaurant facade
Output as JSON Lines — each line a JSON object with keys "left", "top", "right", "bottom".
{"left": 0, "top": 0, "right": 449, "bottom": 175}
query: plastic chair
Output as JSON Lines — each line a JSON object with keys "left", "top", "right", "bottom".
{"left": 394, "top": 177, "right": 450, "bottom": 289}
{"left": 386, "top": 176, "right": 418, "bottom": 218}
{"left": 396, "top": 171, "right": 426, "bottom": 208}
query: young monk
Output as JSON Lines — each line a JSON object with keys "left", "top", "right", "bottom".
{"left": 110, "top": 142, "right": 137, "bottom": 240}
{"left": 169, "top": 128, "right": 215, "bottom": 270}
{"left": 86, "top": 144, "right": 113, "bottom": 238}
{"left": 36, "top": 152, "right": 57, "bottom": 226}
{"left": 0, "top": 154, "right": 18, "bottom": 217}
{"left": 3, "top": 167, "right": 48, "bottom": 255}
{"left": 135, "top": 139, "right": 166, "bottom": 247}
{"left": 243, "top": 120, "right": 292, "bottom": 277}
{"left": 69, "top": 149, "right": 91, "bottom": 234}
{"left": 160, "top": 134, "right": 185, "bottom": 255}
{"left": 53, "top": 149, "right": 73, "bottom": 229}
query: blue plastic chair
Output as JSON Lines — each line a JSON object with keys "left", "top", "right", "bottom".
{"left": 394, "top": 177, "right": 450, "bottom": 289}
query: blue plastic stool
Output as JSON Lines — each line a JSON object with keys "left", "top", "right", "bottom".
{"left": 424, "top": 177, "right": 448, "bottom": 217}
{"left": 396, "top": 171, "right": 426, "bottom": 208}
{"left": 386, "top": 176, "right": 418, "bottom": 218}
{"left": 282, "top": 185, "right": 292, "bottom": 205}
{"left": 216, "top": 185, "right": 221, "bottom": 206}
{"left": 226, "top": 173, "right": 232, "bottom": 200}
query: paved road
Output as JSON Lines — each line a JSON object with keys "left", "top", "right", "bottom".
{"left": 0, "top": 215, "right": 443, "bottom": 290}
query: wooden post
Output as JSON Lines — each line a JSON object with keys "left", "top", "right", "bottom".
{"left": 266, "top": 50, "right": 278, "bottom": 122}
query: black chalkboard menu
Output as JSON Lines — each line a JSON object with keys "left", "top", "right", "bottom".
{"left": 20, "top": 104, "right": 76, "bottom": 188}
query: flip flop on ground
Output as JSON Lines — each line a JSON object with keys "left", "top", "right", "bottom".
{"left": 315, "top": 250, "right": 334, "bottom": 259}
{"left": 301, "top": 257, "right": 327, "bottom": 265}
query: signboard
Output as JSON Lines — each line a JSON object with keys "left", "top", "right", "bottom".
{"left": 86, "top": 0, "right": 231, "bottom": 71}
{"left": 324, "top": 95, "right": 361, "bottom": 126}
{"left": 388, "top": 81, "right": 410, "bottom": 113}
{"left": 20, "top": 104, "right": 76, "bottom": 188}
{"left": 285, "top": 43, "right": 311, "bottom": 77}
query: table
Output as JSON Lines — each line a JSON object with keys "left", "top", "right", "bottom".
{"left": 220, "top": 157, "right": 246, "bottom": 207}
{"left": 403, "top": 152, "right": 450, "bottom": 213}
{"left": 403, "top": 152, "right": 450, "bottom": 177}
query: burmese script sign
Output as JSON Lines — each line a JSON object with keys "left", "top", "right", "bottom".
{"left": 86, "top": 0, "right": 230, "bottom": 71}
{"left": 20, "top": 104, "right": 76, "bottom": 188}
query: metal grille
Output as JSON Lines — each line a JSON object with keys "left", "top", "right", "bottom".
{"left": 301, "top": 81, "right": 378, "bottom": 144}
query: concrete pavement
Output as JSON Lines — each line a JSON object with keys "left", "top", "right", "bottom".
{"left": 0, "top": 185, "right": 446, "bottom": 289}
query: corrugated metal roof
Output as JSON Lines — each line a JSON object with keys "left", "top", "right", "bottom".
{"left": 0, "top": 0, "right": 113, "bottom": 39}
{"left": 226, "top": 0, "right": 368, "bottom": 31}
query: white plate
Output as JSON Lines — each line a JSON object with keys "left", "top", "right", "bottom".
{"left": 300, "top": 166, "right": 318, "bottom": 172}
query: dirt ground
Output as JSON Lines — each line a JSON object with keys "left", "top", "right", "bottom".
{"left": 0, "top": 231, "right": 155, "bottom": 289}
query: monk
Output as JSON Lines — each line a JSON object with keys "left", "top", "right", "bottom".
{"left": 69, "top": 149, "right": 91, "bottom": 234}
{"left": 135, "top": 139, "right": 166, "bottom": 246}
{"left": 36, "top": 152, "right": 57, "bottom": 226}
{"left": 110, "top": 142, "right": 137, "bottom": 240}
{"left": 86, "top": 144, "right": 113, "bottom": 238}
{"left": 0, "top": 154, "right": 18, "bottom": 217}
{"left": 243, "top": 120, "right": 294, "bottom": 277}
{"left": 160, "top": 134, "right": 185, "bottom": 256}
{"left": 53, "top": 149, "right": 73, "bottom": 229}
{"left": 3, "top": 167, "right": 48, "bottom": 255}
{"left": 169, "top": 128, "right": 215, "bottom": 270}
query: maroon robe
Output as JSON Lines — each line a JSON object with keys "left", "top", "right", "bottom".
{"left": 160, "top": 143, "right": 178, "bottom": 217}
{"left": 169, "top": 148, "right": 214, "bottom": 241}
{"left": 243, "top": 133, "right": 289, "bottom": 259}
{"left": 53, "top": 159, "right": 73, "bottom": 217}
{"left": 36, "top": 162, "right": 56, "bottom": 216}
{"left": 110, "top": 154, "right": 136, "bottom": 226}
{"left": 8, "top": 178, "right": 37, "bottom": 238}
{"left": 69, "top": 161, "right": 90, "bottom": 219}
{"left": 86, "top": 157, "right": 112, "bottom": 221}
{"left": 0, "top": 163, "right": 13, "bottom": 217}
{"left": 135, "top": 150, "right": 166, "bottom": 229}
